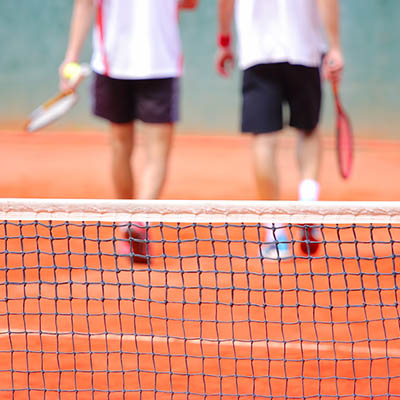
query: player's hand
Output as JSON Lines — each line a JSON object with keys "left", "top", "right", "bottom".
{"left": 215, "top": 47, "right": 234, "bottom": 78}
{"left": 58, "top": 59, "right": 78, "bottom": 92}
{"left": 323, "top": 47, "right": 344, "bottom": 85}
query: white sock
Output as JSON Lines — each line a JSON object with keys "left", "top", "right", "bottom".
{"left": 298, "top": 179, "right": 320, "bottom": 202}
{"left": 264, "top": 223, "right": 287, "bottom": 242}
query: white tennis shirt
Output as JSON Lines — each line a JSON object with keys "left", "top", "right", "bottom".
{"left": 91, "top": 0, "right": 182, "bottom": 79}
{"left": 235, "top": 0, "right": 327, "bottom": 70}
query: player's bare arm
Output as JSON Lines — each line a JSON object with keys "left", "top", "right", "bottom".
{"left": 317, "top": 0, "right": 344, "bottom": 83}
{"left": 179, "top": 0, "right": 199, "bottom": 10}
{"left": 59, "top": 0, "right": 95, "bottom": 91}
{"left": 216, "top": 0, "right": 235, "bottom": 77}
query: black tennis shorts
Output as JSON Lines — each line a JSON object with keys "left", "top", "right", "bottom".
{"left": 241, "top": 63, "right": 322, "bottom": 134}
{"left": 92, "top": 73, "right": 180, "bottom": 124}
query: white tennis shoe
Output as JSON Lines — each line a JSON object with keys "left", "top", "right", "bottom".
{"left": 261, "top": 241, "right": 292, "bottom": 260}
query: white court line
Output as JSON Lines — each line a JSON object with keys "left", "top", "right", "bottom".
{"left": 0, "top": 329, "right": 399, "bottom": 359}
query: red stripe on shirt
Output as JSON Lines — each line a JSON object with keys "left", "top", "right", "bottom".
{"left": 96, "top": 0, "right": 110, "bottom": 76}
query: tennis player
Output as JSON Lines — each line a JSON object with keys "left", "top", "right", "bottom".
{"left": 216, "top": 0, "right": 344, "bottom": 259}
{"left": 59, "top": 0, "right": 198, "bottom": 261}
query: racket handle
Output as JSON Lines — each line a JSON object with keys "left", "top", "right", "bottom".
{"left": 331, "top": 81, "right": 342, "bottom": 113}
{"left": 332, "top": 81, "right": 338, "bottom": 97}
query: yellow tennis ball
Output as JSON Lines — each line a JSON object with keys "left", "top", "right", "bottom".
{"left": 63, "top": 62, "right": 81, "bottom": 80}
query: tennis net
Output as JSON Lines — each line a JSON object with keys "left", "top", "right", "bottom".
{"left": 0, "top": 198, "right": 399, "bottom": 399}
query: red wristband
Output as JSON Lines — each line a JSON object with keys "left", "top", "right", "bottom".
{"left": 218, "top": 34, "right": 231, "bottom": 48}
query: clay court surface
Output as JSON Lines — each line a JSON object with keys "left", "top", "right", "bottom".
{"left": 1, "top": 129, "right": 400, "bottom": 201}
{"left": 0, "top": 130, "right": 399, "bottom": 399}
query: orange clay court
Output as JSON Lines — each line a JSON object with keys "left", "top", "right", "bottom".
{"left": 0, "top": 130, "right": 399, "bottom": 399}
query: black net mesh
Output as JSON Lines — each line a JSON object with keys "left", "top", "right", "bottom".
{"left": 0, "top": 220, "right": 399, "bottom": 399}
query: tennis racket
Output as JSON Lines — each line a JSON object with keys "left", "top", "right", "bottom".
{"left": 332, "top": 82, "right": 353, "bottom": 179}
{"left": 24, "top": 63, "right": 91, "bottom": 132}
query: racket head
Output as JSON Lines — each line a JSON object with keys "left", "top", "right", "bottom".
{"left": 24, "top": 90, "right": 79, "bottom": 132}
{"left": 336, "top": 107, "right": 353, "bottom": 179}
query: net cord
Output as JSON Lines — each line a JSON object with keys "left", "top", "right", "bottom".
{"left": 0, "top": 198, "right": 399, "bottom": 223}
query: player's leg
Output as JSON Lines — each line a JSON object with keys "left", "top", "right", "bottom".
{"left": 137, "top": 122, "right": 173, "bottom": 200}
{"left": 242, "top": 64, "right": 291, "bottom": 260}
{"left": 252, "top": 132, "right": 280, "bottom": 200}
{"left": 295, "top": 128, "right": 322, "bottom": 255}
{"left": 106, "top": 96, "right": 147, "bottom": 261}
{"left": 109, "top": 121, "right": 135, "bottom": 199}
{"left": 286, "top": 63, "right": 323, "bottom": 254}
{"left": 297, "top": 127, "right": 321, "bottom": 201}
{"left": 253, "top": 133, "right": 291, "bottom": 260}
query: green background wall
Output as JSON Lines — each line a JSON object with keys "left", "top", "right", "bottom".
{"left": 1, "top": 0, "right": 399, "bottom": 137}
